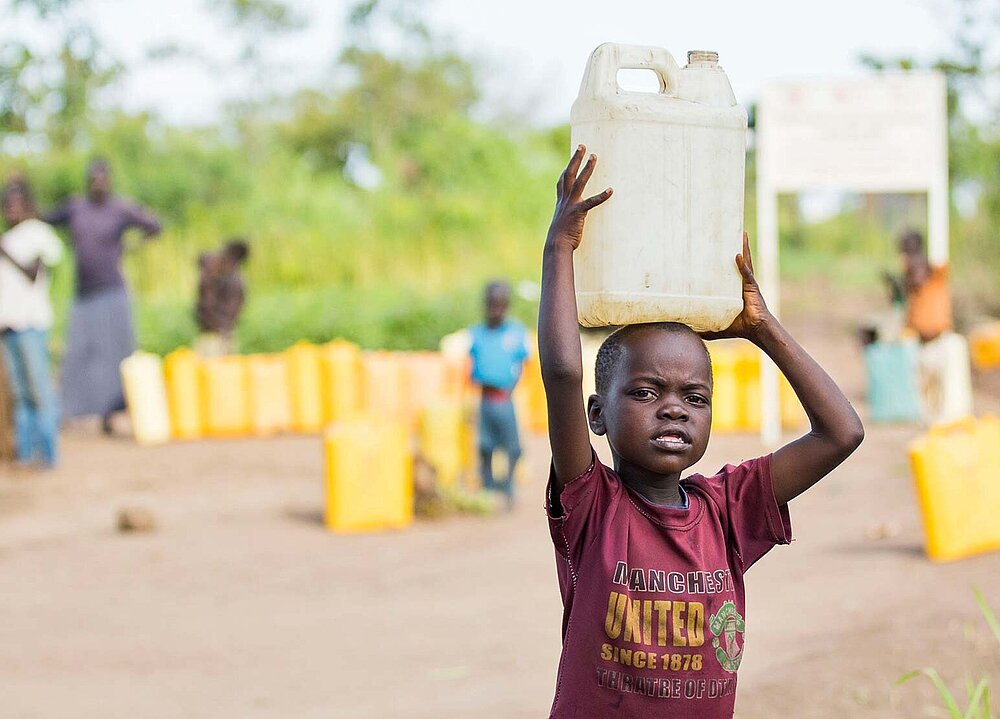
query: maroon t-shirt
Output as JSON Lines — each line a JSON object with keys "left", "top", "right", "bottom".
{"left": 545, "top": 453, "right": 792, "bottom": 719}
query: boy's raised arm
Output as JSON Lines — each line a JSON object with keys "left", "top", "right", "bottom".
{"left": 539, "top": 146, "right": 613, "bottom": 492}
{"left": 703, "top": 235, "right": 865, "bottom": 505}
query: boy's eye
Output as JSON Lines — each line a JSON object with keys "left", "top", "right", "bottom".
{"left": 686, "top": 394, "right": 709, "bottom": 406}
{"left": 631, "top": 389, "right": 656, "bottom": 400}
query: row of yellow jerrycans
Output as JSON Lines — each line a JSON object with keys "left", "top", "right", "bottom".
{"left": 122, "top": 341, "right": 471, "bottom": 444}
{"left": 909, "top": 415, "right": 1000, "bottom": 562}
{"left": 121, "top": 340, "right": 549, "bottom": 445}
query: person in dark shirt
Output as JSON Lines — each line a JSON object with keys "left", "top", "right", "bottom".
{"left": 194, "top": 239, "right": 249, "bottom": 358}
{"left": 44, "top": 158, "right": 161, "bottom": 434}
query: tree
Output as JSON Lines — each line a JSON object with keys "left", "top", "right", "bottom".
{"left": 279, "top": 0, "right": 477, "bottom": 178}
{"left": 1, "top": 0, "right": 121, "bottom": 149}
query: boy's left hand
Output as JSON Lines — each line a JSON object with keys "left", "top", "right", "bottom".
{"left": 701, "top": 232, "right": 773, "bottom": 343}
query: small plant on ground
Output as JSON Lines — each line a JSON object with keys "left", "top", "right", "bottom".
{"left": 899, "top": 588, "right": 999, "bottom": 718}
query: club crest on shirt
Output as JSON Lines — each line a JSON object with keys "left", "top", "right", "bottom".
{"left": 709, "top": 601, "right": 745, "bottom": 673}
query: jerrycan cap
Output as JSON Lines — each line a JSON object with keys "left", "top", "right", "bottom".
{"left": 686, "top": 50, "right": 719, "bottom": 67}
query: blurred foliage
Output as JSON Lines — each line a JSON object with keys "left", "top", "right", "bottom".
{"left": 2, "top": 0, "right": 1000, "bottom": 357}
{"left": 1, "top": 0, "right": 559, "bottom": 356}
{"left": 2, "top": 0, "right": 121, "bottom": 147}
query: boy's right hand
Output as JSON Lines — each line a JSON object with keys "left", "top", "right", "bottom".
{"left": 547, "top": 145, "right": 613, "bottom": 250}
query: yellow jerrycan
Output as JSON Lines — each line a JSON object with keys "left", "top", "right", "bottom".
{"left": 406, "top": 352, "right": 453, "bottom": 418}
{"left": 439, "top": 329, "right": 474, "bottom": 403}
{"left": 324, "top": 417, "right": 413, "bottom": 532}
{"left": 707, "top": 341, "right": 741, "bottom": 433}
{"left": 201, "top": 356, "right": 251, "bottom": 437}
{"left": 246, "top": 354, "right": 292, "bottom": 436}
{"left": 320, "top": 339, "right": 362, "bottom": 424}
{"left": 120, "top": 352, "right": 171, "bottom": 445}
{"left": 361, "top": 352, "right": 410, "bottom": 421}
{"left": 571, "top": 44, "right": 747, "bottom": 331}
{"left": 286, "top": 341, "right": 324, "bottom": 433}
{"left": 910, "top": 416, "right": 1000, "bottom": 561}
{"left": 164, "top": 348, "right": 203, "bottom": 439}
{"left": 418, "top": 401, "right": 465, "bottom": 489}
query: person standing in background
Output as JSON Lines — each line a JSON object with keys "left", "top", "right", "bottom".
{"left": 44, "top": 158, "right": 161, "bottom": 435}
{"left": 194, "top": 238, "right": 250, "bottom": 358}
{"left": 0, "top": 178, "right": 64, "bottom": 469}
{"left": 469, "top": 280, "right": 529, "bottom": 509}
{"left": 899, "top": 229, "right": 951, "bottom": 343}
{"left": 896, "top": 229, "right": 970, "bottom": 422}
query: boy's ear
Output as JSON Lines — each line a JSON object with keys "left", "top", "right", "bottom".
{"left": 587, "top": 394, "right": 607, "bottom": 436}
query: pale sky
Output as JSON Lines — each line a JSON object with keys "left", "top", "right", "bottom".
{"left": 9, "top": 0, "right": 956, "bottom": 127}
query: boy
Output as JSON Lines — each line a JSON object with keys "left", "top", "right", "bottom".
{"left": 469, "top": 280, "right": 529, "bottom": 508}
{"left": 898, "top": 229, "right": 950, "bottom": 344}
{"left": 0, "top": 178, "right": 63, "bottom": 469}
{"left": 538, "top": 146, "right": 864, "bottom": 718}
{"left": 194, "top": 238, "right": 249, "bottom": 358}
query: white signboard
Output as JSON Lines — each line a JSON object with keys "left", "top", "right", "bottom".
{"left": 755, "top": 72, "right": 949, "bottom": 446}
{"left": 758, "top": 74, "right": 948, "bottom": 192}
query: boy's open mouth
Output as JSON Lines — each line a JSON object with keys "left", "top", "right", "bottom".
{"left": 651, "top": 428, "right": 691, "bottom": 449}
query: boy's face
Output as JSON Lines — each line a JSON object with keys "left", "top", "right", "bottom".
{"left": 486, "top": 294, "right": 509, "bottom": 327}
{"left": 220, "top": 253, "right": 240, "bottom": 273}
{"left": 87, "top": 165, "right": 110, "bottom": 200}
{"left": 2, "top": 191, "right": 28, "bottom": 226}
{"left": 201, "top": 252, "right": 224, "bottom": 275}
{"left": 589, "top": 328, "right": 712, "bottom": 479}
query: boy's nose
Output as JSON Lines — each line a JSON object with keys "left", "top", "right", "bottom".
{"left": 657, "top": 399, "right": 688, "bottom": 420}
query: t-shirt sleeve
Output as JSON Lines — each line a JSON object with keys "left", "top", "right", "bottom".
{"left": 36, "top": 222, "right": 64, "bottom": 266}
{"left": 715, "top": 454, "right": 792, "bottom": 571}
{"left": 546, "top": 453, "right": 619, "bottom": 566}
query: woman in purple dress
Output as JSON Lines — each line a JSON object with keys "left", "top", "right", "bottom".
{"left": 44, "top": 158, "right": 161, "bottom": 434}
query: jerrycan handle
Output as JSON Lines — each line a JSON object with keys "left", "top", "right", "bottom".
{"left": 578, "top": 43, "right": 681, "bottom": 100}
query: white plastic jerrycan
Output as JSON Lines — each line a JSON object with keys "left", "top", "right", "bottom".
{"left": 120, "top": 351, "right": 172, "bottom": 445}
{"left": 571, "top": 44, "right": 747, "bottom": 331}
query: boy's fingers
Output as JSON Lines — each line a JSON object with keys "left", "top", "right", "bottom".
{"left": 571, "top": 154, "right": 598, "bottom": 198}
{"left": 742, "top": 232, "right": 754, "bottom": 275}
{"left": 736, "top": 253, "right": 754, "bottom": 283}
{"left": 579, "top": 187, "right": 613, "bottom": 211}
{"left": 564, "top": 145, "right": 586, "bottom": 192}
{"left": 558, "top": 146, "right": 585, "bottom": 196}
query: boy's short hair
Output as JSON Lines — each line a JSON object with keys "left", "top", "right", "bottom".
{"left": 2, "top": 175, "right": 37, "bottom": 215}
{"left": 87, "top": 156, "right": 111, "bottom": 174}
{"left": 223, "top": 238, "right": 250, "bottom": 263}
{"left": 485, "top": 280, "right": 511, "bottom": 302}
{"left": 594, "top": 322, "right": 712, "bottom": 396}
{"left": 899, "top": 229, "right": 924, "bottom": 255}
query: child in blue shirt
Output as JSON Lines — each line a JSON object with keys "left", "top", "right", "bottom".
{"left": 469, "top": 280, "right": 529, "bottom": 508}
